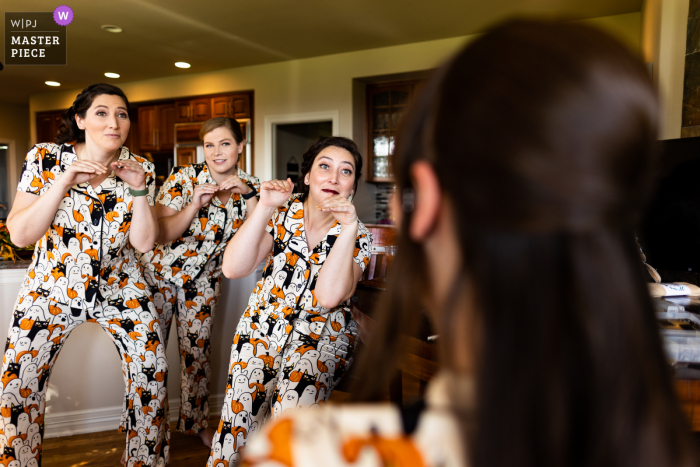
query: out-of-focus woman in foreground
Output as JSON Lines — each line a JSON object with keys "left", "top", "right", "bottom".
{"left": 238, "top": 20, "right": 697, "bottom": 467}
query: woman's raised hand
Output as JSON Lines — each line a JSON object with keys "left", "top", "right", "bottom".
{"left": 218, "top": 174, "right": 252, "bottom": 195}
{"left": 260, "top": 178, "right": 293, "bottom": 208}
{"left": 191, "top": 184, "right": 218, "bottom": 209}
{"left": 317, "top": 195, "right": 358, "bottom": 226}
{"left": 60, "top": 160, "right": 109, "bottom": 187}
{"left": 111, "top": 160, "right": 146, "bottom": 190}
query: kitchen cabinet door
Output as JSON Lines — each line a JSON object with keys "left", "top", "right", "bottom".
{"left": 138, "top": 106, "right": 158, "bottom": 152}
{"left": 158, "top": 104, "right": 175, "bottom": 150}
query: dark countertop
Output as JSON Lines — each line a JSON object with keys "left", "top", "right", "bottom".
{"left": 0, "top": 260, "right": 31, "bottom": 270}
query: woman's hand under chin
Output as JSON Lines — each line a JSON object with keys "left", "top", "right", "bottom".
{"left": 111, "top": 160, "right": 146, "bottom": 189}
{"left": 259, "top": 178, "right": 293, "bottom": 208}
{"left": 317, "top": 195, "right": 358, "bottom": 226}
{"left": 217, "top": 174, "right": 252, "bottom": 194}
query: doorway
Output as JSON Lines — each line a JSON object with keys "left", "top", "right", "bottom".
{"left": 274, "top": 121, "right": 332, "bottom": 191}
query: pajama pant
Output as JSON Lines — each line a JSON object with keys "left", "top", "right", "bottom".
{"left": 206, "top": 306, "right": 357, "bottom": 466}
{"left": 143, "top": 275, "right": 222, "bottom": 434}
{"left": 0, "top": 289, "right": 170, "bottom": 467}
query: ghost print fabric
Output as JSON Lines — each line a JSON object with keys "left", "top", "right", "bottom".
{"left": 207, "top": 193, "right": 372, "bottom": 466}
{"left": 0, "top": 143, "right": 170, "bottom": 467}
{"left": 137, "top": 163, "right": 260, "bottom": 434}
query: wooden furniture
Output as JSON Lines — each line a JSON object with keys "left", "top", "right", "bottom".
{"left": 36, "top": 110, "right": 62, "bottom": 144}
{"left": 137, "top": 104, "right": 175, "bottom": 152}
{"left": 362, "top": 224, "right": 398, "bottom": 281}
{"left": 175, "top": 97, "right": 211, "bottom": 123}
{"left": 366, "top": 80, "right": 423, "bottom": 182}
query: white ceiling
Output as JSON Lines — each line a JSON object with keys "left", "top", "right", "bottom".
{"left": 0, "top": 0, "right": 642, "bottom": 105}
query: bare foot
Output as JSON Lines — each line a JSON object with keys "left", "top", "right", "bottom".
{"left": 198, "top": 427, "right": 216, "bottom": 448}
{"left": 121, "top": 448, "right": 127, "bottom": 465}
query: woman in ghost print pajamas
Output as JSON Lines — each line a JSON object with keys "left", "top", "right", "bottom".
{"left": 137, "top": 117, "right": 260, "bottom": 447}
{"left": 1, "top": 83, "right": 169, "bottom": 467}
{"left": 206, "top": 136, "right": 372, "bottom": 465}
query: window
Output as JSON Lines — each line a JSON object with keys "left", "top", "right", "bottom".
{"left": 365, "top": 80, "right": 422, "bottom": 182}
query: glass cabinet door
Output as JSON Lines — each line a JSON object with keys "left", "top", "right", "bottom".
{"left": 366, "top": 82, "right": 415, "bottom": 182}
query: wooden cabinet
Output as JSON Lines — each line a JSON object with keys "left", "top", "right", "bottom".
{"left": 366, "top": 80, "right": 422, "bottom": 182}
{"left": 175, "top": 97, "right": 211, "bottom": 123}
{"left": 138, "top": 104, "right": 174, "bottom": 152}
{"left": 211, "top": 94, "right": 250, "bottom": 119}
{"left": 177, "top": 147, "right": 196, "bottom": 166}
{"left": 36, "top": 110, "right": 63, "bottom": 144}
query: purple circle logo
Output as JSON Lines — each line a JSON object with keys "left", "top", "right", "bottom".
{"left": 53, "top": 5, "right": 73, "bottom": 26}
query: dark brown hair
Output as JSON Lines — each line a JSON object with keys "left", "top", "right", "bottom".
{"left": 55, "top": 83, "right": 131, "bottom": 144}
{"left": 199, "top": 117, "right": 244, "bottom": 145}
{"left": 354, "top": 19, "right": 696, "bottom": 467}
{"left": 299, "top": 136, "right": 363, "bottom": 195}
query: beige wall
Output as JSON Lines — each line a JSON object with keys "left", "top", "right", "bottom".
{"left": 642, "top": 0, "right": 690, "bottom": 140}
{"left": 29, "top": 12, "right": 642, "bottom": 182}
{"left": 0, "top": 102, "right": 30, "bottom": 205}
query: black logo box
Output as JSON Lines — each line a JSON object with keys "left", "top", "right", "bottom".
{"left": 5, "top": 12, "right": 66, "bottom": 65}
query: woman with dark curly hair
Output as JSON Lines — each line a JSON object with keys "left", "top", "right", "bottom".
{"left": 206, "top": 136, "right": 373, "bottom": 464}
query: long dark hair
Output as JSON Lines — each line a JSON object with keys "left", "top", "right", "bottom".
{"left": 299, "top": 136, "right": 363, "bottom": 195}
{"left": 55, "top": 83, "right": 131, "bottom": 144}
{"left": 354, "top": 19, "right": 696, "bottom": 467}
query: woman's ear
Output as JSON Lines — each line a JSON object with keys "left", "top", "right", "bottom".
{"left": 75, "top": 113, "right": 85, "bottom": 130}
{"left": 409, "top": 161, "right": 441, "bottom": 242}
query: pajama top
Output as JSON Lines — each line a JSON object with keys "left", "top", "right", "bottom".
{"left": 15, "top": 143, "right": 156, "bottom": 312}
{"left": 138, "top": 163, "right": 260, "bottom": 288}
{"left": 252, "top": 193, "right": 372, "bottom": 345}
{"left": 240, "top": 372, "right": 470, "bottom": 467}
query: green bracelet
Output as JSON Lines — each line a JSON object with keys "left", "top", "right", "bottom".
{"left": 129, "top": 187, "right": 149, "bottom": 197}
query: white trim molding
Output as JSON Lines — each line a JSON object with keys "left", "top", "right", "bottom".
{"left": 264, "top": 111, "right": 340, "bottom": 180}
{"left": 43, "top": 393, "right": 227, "bottom": 438}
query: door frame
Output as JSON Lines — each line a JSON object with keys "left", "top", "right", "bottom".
{"left": 0, "top": 138, "right": 18, "bottom": 213}
{"left": 264, "top": 111, "right": 339, "bottom": 180}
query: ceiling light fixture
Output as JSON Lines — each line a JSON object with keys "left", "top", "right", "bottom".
{"left": 45, "top": 81, "right": 60, "bottom": 86}
{"left": 175, "top": 62, "right": 191, "bottom": 69}
{"left": 102, "top": 25, "right": 122, "bottom": 33}
{"left": 104, "top": 72, "right": 120, "bottom": 78}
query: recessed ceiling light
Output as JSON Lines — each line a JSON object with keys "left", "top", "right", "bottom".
{"left": 45, "top": 81, "right": 60, "bottom": 86}
{"left": 175, "top": 62, "right": 191, "bottom": 69}
{"left": 102, "top": 25, "right": 122, "bottom": 33}
{"left": 104, "top": 72, "right": 120, "bottom": 79}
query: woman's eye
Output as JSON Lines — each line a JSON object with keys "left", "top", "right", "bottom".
{"left": 118, "top": 112, "right": 128, "bottom": 119}
{"left": 222, "top": 142, "right": 230, "bottom": 146}
{"left": 342, "top": 169, "right": 353, "bottom": 176}
{"left": 97, "top": 111, "right": 106, "bottom": 116}
{"left": 319, "top": 163, "right": 329, "bottom": 169}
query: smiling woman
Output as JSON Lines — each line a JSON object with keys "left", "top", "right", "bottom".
{"left": 135, "top": 117, "right": 260, "bottom": 448}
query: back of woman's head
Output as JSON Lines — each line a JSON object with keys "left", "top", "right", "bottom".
{"left": 356, "top": 19, "right": 696, "bottom": 467}
{"left": 55, "top": 83, "right": 131, "bottom": 145}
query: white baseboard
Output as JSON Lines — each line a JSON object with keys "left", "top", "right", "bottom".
{"left": 43, "top": 393, "right": 226, "bottom": 439}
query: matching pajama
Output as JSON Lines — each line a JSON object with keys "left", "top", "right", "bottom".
{"left": 138, "top": 164, "right": 260, "bottom": 435}
{"left": 207, "top": 193, "right": 372, "bottom": 466}
{"left": 0, "top": 143, "right": 170, "bottom": 467}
